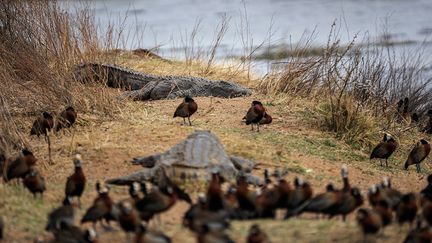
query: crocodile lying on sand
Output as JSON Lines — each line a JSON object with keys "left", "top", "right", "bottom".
{"left": 73, "top": 63, "right": 252, "bottom": 100}
{"left": 106, "top": 130, "right": 263, "bottom": 186}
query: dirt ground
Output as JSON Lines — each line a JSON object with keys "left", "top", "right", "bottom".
{"left": 1, "top": 90, "right": 431, "bottom": 243}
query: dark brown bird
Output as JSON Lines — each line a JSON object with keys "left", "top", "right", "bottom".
{"left": 423, "top": 110, "right": 432, "bottom": 134}
{"left": 412, "top": 113, "right": 419, "bottom": 123}
{"left": 23, "top": 167, "right": 46, "bottom": 198}
{"left": 402, "top": 97, "right": 410, "bottom": 119}
{"left": 372, "top": 177, "right": 403, "bottom": 210}
{"left": 197, "top": 223, "right": 235, "bottom": 243}
{"left": 422, "top": 200, "right": 432, "bottom": 226}
{"left": 81, "top": 184, "right": 113, "bottom": 228}
{"left": 404, "top": 139, "right": 431, "bottom": 173}
{"left": 356, "top": 208, "right": 383, "bottom": 236}
{"left": 30, "top": 111, "right": 54, "bottom": 137}
{"left": 420, "top": 174, "right": 432, "bottom": 203}
{"left": 206, "top": 170, "right": 225, "bottom": 212}
{"left": 370, "top": 133, "right": 398, "bottom": 167}
{"left": 135, "top": 222, "right": 171, "bottom": 243}
{"left": 285, "top": 183, "right": 341, "bottom": 218}
{"left": 374, "top": 200, "right": 393, "bottom": 227}
{"left": 397, "top": 99, "right": 404, "bottom": 114}
{"left": 244, "top": 101, "right": 265, "bottom": 132}
{"left": 118, "top": 201, "right": 140, "bottom": 233}
{"left": 52, "top": 223, "right": 98, "bottom": 243}
{"left": 4, "top": 149, "right": 37, "bottom": 182}
{"left": 183, "top": 194, "right": 230, "bottom": 233}
{"left": 404, "top": 216, "right": 432, "bottom": 243}
{"left": 285, "top": 177, "right": 313, "bottom": 216}
{"left": 56, "top": 106, "right": 77, "bottom": 132}
{"left": 259, "top": 113, "right": 272, "bottom": 125}
{"left": 396, "top": 193, "right": 418, "bottom": 226}
{"left": 327, "top": 187, "right": 364, "bottom": 221}
{"left": 135, "top": 183, "right": 191, "bottom": 222}
{"left": 45, "top": 197, "right": 78, "bottom": 232}
{"left": 173, "top": 96, "right": 198, "bottom": 126}
{"left": 247, "top": 224, "right": 270, "bottom": 243}
{"left": 0, "top": 217, "right": 3, "bottom": 240}
{"left": 65, "top": 154, "right": 86, "bottom": 207}
{"left": 30, "top": 111, "right": 54, "bottom": 164}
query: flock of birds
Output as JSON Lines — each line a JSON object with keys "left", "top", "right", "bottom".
{"left": 0, "top": 96, "right": 431, "bottom": 242}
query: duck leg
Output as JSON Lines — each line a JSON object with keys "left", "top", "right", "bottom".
{"left": 257, "top": 123, "right": 260, "bottom": 132}
{"left": 385, "top": 159, "right": 388, "bottom": 167}
{"left": 183, "top": 118, "right": 186, "bottom": 125}
{"left": 45, "top": 130, "right": 52, "bottom": 165}
{"left": 188, "top": 116, "right": 192, "bottom": 126}
{"left": 416, "top": 164, "right": 421, "bottom": 173}
{"left": 250, "top": 124, "right": 254, "bottom": 131}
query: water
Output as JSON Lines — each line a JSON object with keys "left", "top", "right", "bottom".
{"left": 61, "top": 0, "right": 432, "bottom": 74}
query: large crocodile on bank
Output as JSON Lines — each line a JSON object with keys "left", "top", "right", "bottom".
{"left": 73, "top": 63, "right": 252, "bottom": 100}
{"left": 105, "top": 130, "right": 263, "bottom": 186}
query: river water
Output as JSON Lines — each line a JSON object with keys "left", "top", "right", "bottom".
{"left": 62, "top": 0, "right": 432, "bottom": 74}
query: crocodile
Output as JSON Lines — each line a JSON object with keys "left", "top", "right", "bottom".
{"left": 73, "top": 63, "right": 252, "bottom": 100}
{"left": 105, "top": 130, "right": 263, "bottom": 186}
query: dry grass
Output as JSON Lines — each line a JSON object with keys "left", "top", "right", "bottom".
{"left": 259, "top": 22, "right": 432, "bottom": 147}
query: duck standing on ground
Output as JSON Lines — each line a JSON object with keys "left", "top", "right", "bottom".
{"left": 404, "top": 139, "right": 431, "bottom": 173}
{"left": 370, "top": 133, "right": 398, "bottom": 167}
{"left": 65, "top": 154, "right": 86, "bottom": 207}
{"left": 244, "top": 101, "right": 265, "bottom": 132}
{"left": 173, "top": 96, "right": 198, "bottom": 126}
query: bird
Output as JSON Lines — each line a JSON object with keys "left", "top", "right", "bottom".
{"left": 30, "top": 111, "right": 54, "bottom": 163}
{"left": 402, "top": 97, "right": 410, "bottom": 119}
{"left": 422, "top": 200, "right": 432, "bottom": 226}
{"left": 404, "top": 139, "right": 431, "bottom": 173}
{"left": 356, "top": 208, "right": 383, "bottom": 236}
{"left": 81, "top": 184, "right": 114, "bottom": 229}
{"left": 197, "top": 223, "right": 235, "bottom": 243}
{"left": 183, "top": 194, "right": 230, "bottom": 233}
{"left": 404, "top": 216, "right": 432, "bottom": 243}
{"left": 65, "top": 154, "right": 86, "bottom": 207}
{"left": 420, "top": 174, "right": 432, "bottom": 203}
{"left": 373, "top": 200, "right": 393, "bottom": 228}
{"left": 340, "top": 164, "right": 351, "bottom": 192}
{"left": 411, "top": 113, "right": 419, "bottom": 123}
{"left": 45, "top": 197, "right": 78, "bottom": 232}
{"left": 52, "top": 223, "right": 98, "bottom": 243}
{"left": 259, "top": 113, "right": 272, "bottom": 125}
{"left": 135, "top": 182, "right": 191, "bottom": 222}
{"left": 23, "top": 167, "right": 46, "bottom": 198}
{"left": 370, "top": 133, "right": 398, "bottom": 167}
{"left": 30, "top": 111, "right": 54, "bottom": 137}
{"left": 327, "top": 187, "right": 364, "bottom": 221}
{"left": 247, "top": 224, "right": 270, "bottom": 243}
{"left": 396, "top": 193, "right": 418, "bottom": 226}
{"left": 284, "top": 177, "right": 313, "bottom": 216}
{"left": 244, "top": 101, "right": 265, "bottom": 132}
{"left": 4, "top": 148, "right": 37, "bottom": 182}
{"left": 118, "top": 201, "right": 140, "bottom": 234}
{"left": 206, "top": 170, "right": 225, "bottom": 212}
{"left": 135, "top": 222, "right": 171, "bottom": 243}
{"left": 285, "top": 183, "right": 340, "bottom": 218}
{"left": 56, "top": 106, "right": 77, "bottom": 132}
{"left": 173, "top": 96, "right": 198, "bottom": 126}
{"left": 0, "top": 217, "right": 3, "bottom": 240}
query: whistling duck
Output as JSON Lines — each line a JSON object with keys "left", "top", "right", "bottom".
{"left": 23, "top": 167, "right": 46, "bottom": 198}
{"left": 247, "top": 224, "right": 270, "bottom": 243}
{"left": 356, "top": 208, "right": 383, "bottom": 236}
{"left": 135, "top": 222, "right": 171, "bottom": 243}
{"left": 404, "top": 139, "right": 431, "bottom": 173}
{"left": 45, "top": 197, "right": 77, "bottom": 232}
{"left": 173, "top": 96, "right": 198, "bottom": 126}
{"left": 56, "top": 106, "right": 77, "bottom": 132}
{"left": 404, "top": 216, "right": 432, "bottom": 243}
{"left": 327, "top": 187, "right": 363, "bottom": 221}
{"left": 65, "top": 154, "right": 86, "bottom": 207}
{"left": 244, "top": 101, "right": 265, "bottom": 132}
{"left": 30, "top": 112, "right": 54, "bottom": 137}
{"left": 118, "top": 201, "right": 140, "bottom": 234}
{"left": 197, "top": 223, "right": 235, "bottom": 243}
{"left": 396, "top": 193, "right": 418, "bottom": 226}
{"left": 4, "top": 149, "right": 37, "bottom": 182}
{"left": 259, "top": 113, "right": 272, "bottom": 125}
{"left": 207, "top": 170, "right": 225, "bottom": 212}
{"left": 81, "top": 185, "right": 114, "bottom": 228}
{"left": 370, "top": 133, "right": 398, "bottom": 167}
